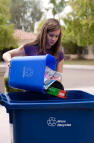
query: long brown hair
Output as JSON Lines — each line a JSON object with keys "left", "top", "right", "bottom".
{"left": 24, "top": 18, "right": 62, "bottom": 63}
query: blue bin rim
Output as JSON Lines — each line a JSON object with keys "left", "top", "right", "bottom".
{"left": 0, "top": 90, "right": 94, "bottom": 110}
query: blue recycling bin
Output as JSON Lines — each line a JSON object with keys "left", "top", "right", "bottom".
{"left": 8, "top": 54, "right": 56, "bottom": 92}
{"left": 0, "top": 90, "right": 94, "bottom": 143}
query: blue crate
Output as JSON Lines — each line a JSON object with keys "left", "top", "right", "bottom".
{"left": 0, "top": 90, "right": 94, "bottom": 143}
{"left": 8, "top": 54, "right": 56, "bottom": 92}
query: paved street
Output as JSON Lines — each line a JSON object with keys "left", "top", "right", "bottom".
{"left": 0, "top": 65, "right": 94, "bottom": 143}
{"left": 63, "top": 65, "right": 94, "bottom": 94}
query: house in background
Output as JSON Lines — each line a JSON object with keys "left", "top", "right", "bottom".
{"left": 14, "top": 29, "right": 37, "bottom": 46}
{"left": 82, "top": 45, "right": 94, "bottom": 59}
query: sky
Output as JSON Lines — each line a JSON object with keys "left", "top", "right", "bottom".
{"left": 41, "top": 0, "right": 72, "bottom": 19}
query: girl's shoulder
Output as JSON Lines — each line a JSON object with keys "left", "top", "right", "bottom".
{"left": 24, "top": 44, "right": 38, "bottom": 49}
{"left": 24, "top": 44, "right": 39, "bottom": 56}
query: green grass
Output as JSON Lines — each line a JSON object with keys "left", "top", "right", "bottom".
{"left": 64, "top": 59, "right": 94, "bottom": 65}
{"left": 4, "top": 77, "right": 24, "bottom": 92}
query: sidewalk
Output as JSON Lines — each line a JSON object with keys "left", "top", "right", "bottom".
{"left": 0, "top": 106, "right": 11, "bottom": 143}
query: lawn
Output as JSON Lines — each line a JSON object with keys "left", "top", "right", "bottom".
{"left": 64, "top": 59, "right": 94, "bottom": 65}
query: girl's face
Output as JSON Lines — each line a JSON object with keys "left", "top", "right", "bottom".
{"left": 46, "top": 29, "right": 60, "bottom": 48}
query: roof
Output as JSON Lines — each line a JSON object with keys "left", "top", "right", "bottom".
{"left": 14, "top": 29, "right": 36, "bottom": 40}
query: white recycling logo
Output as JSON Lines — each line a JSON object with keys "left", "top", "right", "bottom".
{"left": 47, "top": 117, "right": 57, "bottom": 127}
{"left": 23, "top": 67, "right": 34, "bottom": 78}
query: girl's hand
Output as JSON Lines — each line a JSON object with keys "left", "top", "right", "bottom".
{"left": 8, "top": 62, "right": 10, "bottom": 67}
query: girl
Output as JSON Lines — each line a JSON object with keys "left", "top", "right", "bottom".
{"left": 3, "top": 18, "right": 64, "bottom": 76}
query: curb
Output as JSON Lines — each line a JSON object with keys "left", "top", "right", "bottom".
{"left": 64, "top": 65, "right": 94, "bottom": 70}
{"left": 1, "top": 62, "right": 94, "bottom": 70}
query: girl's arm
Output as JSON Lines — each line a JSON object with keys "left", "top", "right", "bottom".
{"left": 2, "top": 45, "right": 25, "bottom": 62}
{"left": 56, "top": 59, "right": 64, "bottom": 73}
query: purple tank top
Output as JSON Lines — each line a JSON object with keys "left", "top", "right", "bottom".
{"left": 24, "top": 45, "right": 64, "bottom": 62}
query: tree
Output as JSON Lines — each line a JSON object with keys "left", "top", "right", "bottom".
{"left": 10, "top": 0, "right": 43, "bottom": 32}
{"left": 62, "top": 0, "right": 94, "bottom": 47}
{"left": 49, "top": 0, "right": 66, "bottom": 18}
{"left": 0, "top": 0, "right": 17, "bottom": 53}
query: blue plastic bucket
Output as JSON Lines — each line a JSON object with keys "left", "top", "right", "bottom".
{"left": 8, "top": 54, "right": 56, "bottom": 92}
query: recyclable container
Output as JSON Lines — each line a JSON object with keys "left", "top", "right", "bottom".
{"left": 8, "top": 54, "right": 56, "bottom": 92}
{"left": 0, "top": 90, "right": 94, "bottom": 143}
